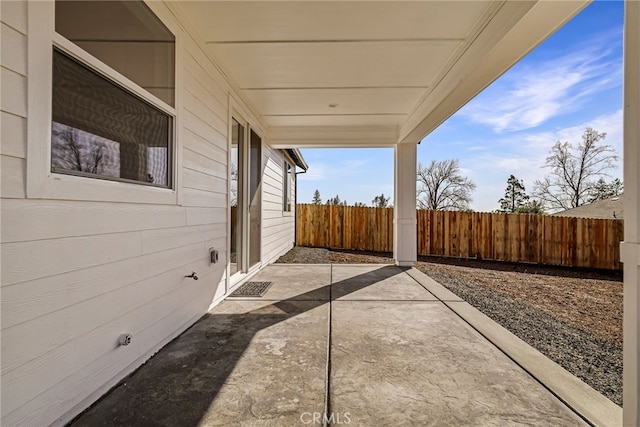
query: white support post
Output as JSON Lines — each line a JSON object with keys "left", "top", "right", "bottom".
{"left": 393, "top": 143, "right": 417, "bottom": 267}
{"left": 623, "top": 1, "right": 640, "bottom": 425}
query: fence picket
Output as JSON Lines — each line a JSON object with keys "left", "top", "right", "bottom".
{"left": 295, "top": 204, "right": 623, "bottom": 270}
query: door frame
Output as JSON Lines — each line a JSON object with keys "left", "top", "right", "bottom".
{"left": 227, "top": 100, "right": 264, "bottom": 293}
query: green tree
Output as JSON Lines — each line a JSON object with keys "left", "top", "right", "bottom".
{"left": 587, "top": 178, "right": 623, "bottom": 203}
{"left": 498, "top": 175, "right": 529, "bottom": 212}
{"left": 372, "top": 193, "right": 390, "bottom": 208}
{"left": 416, "top": 159, "right": 476, "bottom": 210}
{"left": 312, "top": 189, "right": 322, "bottom": 204}
{"left": 533, "top": 127, "right": 618, "bottom": 212}
{"left": 326, "top": 195, "right": 346, "bottom": 206}
{"left": 353, "top": 202, "right": 367, "bottom": 207}
{"left": 514, "top": 200, "right": 545, "bottom": 214}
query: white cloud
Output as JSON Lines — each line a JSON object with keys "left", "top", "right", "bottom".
{"left": 459, "top": 167, "right": 474, "bottom": 178}
{"left": 511, "top": 109, "right": 623, "bottom": 191}
{"left": 344, "top": 159, "right": 368, "bottom": 170}
{"left": 463, "top": 108, "right": 623, "bottom": 212}
{"left": 461, "top": 37, "right": 621, "bottom": 132}
{"left": 522, "top": 108, "right": 623, "bottom": 161}
{"left": 298, "top": 158, "right": 369, "bottom": 182}
{"left": 467, "top": 145, "right": 489, "bottom": 152}
{"left": 299, "top": 163, "right": 329, "bottom": 181}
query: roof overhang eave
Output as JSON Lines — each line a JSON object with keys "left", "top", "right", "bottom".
{"left": 285, "top": 148, "right": 309, "bottom": 171}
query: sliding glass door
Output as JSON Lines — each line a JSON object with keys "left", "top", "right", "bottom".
{"left": 229, "top": 118, "right": 262, "bottom": 278}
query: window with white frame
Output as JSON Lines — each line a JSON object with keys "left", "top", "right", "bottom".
{"left": 52, "top": 0, "right": 175, "bottom": 187}
{"left": 283, "top": 161, "right": 293, "bottom": 212}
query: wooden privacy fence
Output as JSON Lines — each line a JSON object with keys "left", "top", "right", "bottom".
{"left": 296, "top": 204, "right": 624, "bottom": 270}
{"left": 417, "top": 210, "right": 624, "bottom": 270}
{"left": 296, "top": 204, "right": 394, "bottom": 252}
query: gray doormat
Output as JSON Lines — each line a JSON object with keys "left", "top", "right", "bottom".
{"left": 229, "top": 281, "right": 273, "bottom": 298}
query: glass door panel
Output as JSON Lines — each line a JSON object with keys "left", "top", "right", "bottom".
{"left": 230, "top": 119, "right": 243, "bottom": 276}
{"left": 248, "top": 129, "right": 262, "bottom": 268}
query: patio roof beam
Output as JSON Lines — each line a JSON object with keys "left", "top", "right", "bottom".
{"left": 398, "top": 0, "right": 589, "bottom": 144}
{"left": 268, "top": 125, "right": 398, "bottom": 149}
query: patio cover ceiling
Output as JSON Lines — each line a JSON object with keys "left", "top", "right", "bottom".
{"left": 170, "top": 1, "right": 589, "bottom": 147}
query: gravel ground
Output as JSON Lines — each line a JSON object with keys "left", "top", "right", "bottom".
{"left": 275, "top": 246, "right": 623, "bottom": 406}
{"left": 275, "top": 246, "right": 332, "bottom": 263}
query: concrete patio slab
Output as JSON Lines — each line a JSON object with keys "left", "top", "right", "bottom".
{"left": 231, "top": 264, "right": 331, "bottom": 301}
{"left": 72, "top": 300, "right": 329, "bottom": 427}
{"left": 330, "top": 300, "right": 586, "bottom": 426}
{"left": 331, "top": 264, "right": 437, "bottom": 301}
{"left": 70, "top": 264, "right": 595, "bottom": 426}
{"left": 446, "top": 300, "right": 622, "bottom": 427}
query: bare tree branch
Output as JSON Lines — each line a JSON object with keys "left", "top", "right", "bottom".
{"left": 533, "top": 127, "right": 617, "bottom": 212}
{"left": 416, "top": 159, "right": 476, "bottom": 210}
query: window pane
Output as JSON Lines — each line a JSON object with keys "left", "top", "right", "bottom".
{"left": 287, "top": 163, "right": 293, "bottom": 211}
{"left": 283, "top": 161, "right": 291, "bottom": 212}
{"left": 55, "top": 0, "right": 175, "bottom": 106}
{"left": 52, "top": 48, "right": 171, "bottom": 187}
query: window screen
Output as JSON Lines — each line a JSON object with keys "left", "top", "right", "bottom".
{"left": 51, "top": 49, "right": 172, "bottom": 187}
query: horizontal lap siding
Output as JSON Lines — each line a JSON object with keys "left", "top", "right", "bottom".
{"left": 1, "top": 7, "right": 28, "bottom": 205}
{"left": 261, "top": 147, "right": 295, "bottom": 265}
{"left": 1, "top": 110, "right": 27, "bottom": 158}
{"left": 0, "top": 2, "right": 235, "bottom": 425}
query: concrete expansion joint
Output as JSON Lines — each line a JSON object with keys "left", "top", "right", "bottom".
{"left": 323, "top": 263, "right": 333, "bottom": 427}
{"left": 68, "top": 264, "right": 613, "bottom": 426}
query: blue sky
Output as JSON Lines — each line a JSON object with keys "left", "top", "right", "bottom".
{"left": 297, "top": 0, "right": 624, "bottom": 212}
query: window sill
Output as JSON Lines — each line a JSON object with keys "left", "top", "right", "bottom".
{"left": 29, "top": 172, "right": 178, "bottom": 205}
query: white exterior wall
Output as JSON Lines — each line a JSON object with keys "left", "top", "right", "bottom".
{"left": 262, "top": 146, "right": 297, "bottom": 265}
{"left": 0, "top": 2, "right": 290, "bottom": 425}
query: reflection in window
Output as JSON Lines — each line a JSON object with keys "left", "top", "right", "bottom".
{"left": 52, "top": 122, "right": 121, "bottom": 178}
{"left": 51, "top": 48, "right": 171, "bottom": 187}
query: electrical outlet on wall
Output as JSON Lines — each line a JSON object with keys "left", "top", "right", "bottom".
{"left": 209, "top": 248, "right": 219, "bottom": 265}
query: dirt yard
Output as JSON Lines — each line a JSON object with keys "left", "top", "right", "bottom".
{"left": 276, "top": 246, "right": 623, "bottom": 405}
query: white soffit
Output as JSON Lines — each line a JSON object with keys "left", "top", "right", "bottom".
{"left": 175, "top": 1, "right": 589, "bottom": 145}
{"left": 246, "top": 88, "right": 424, "bottom": 116}
{"left": 266, "top": 115, "right": 406, "bottom": 128}
{"left": 208, "top": 41, "right": 461, "bottom": 89}
{"left": 181, "top": 1, "right": 493, "bottom": 42}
